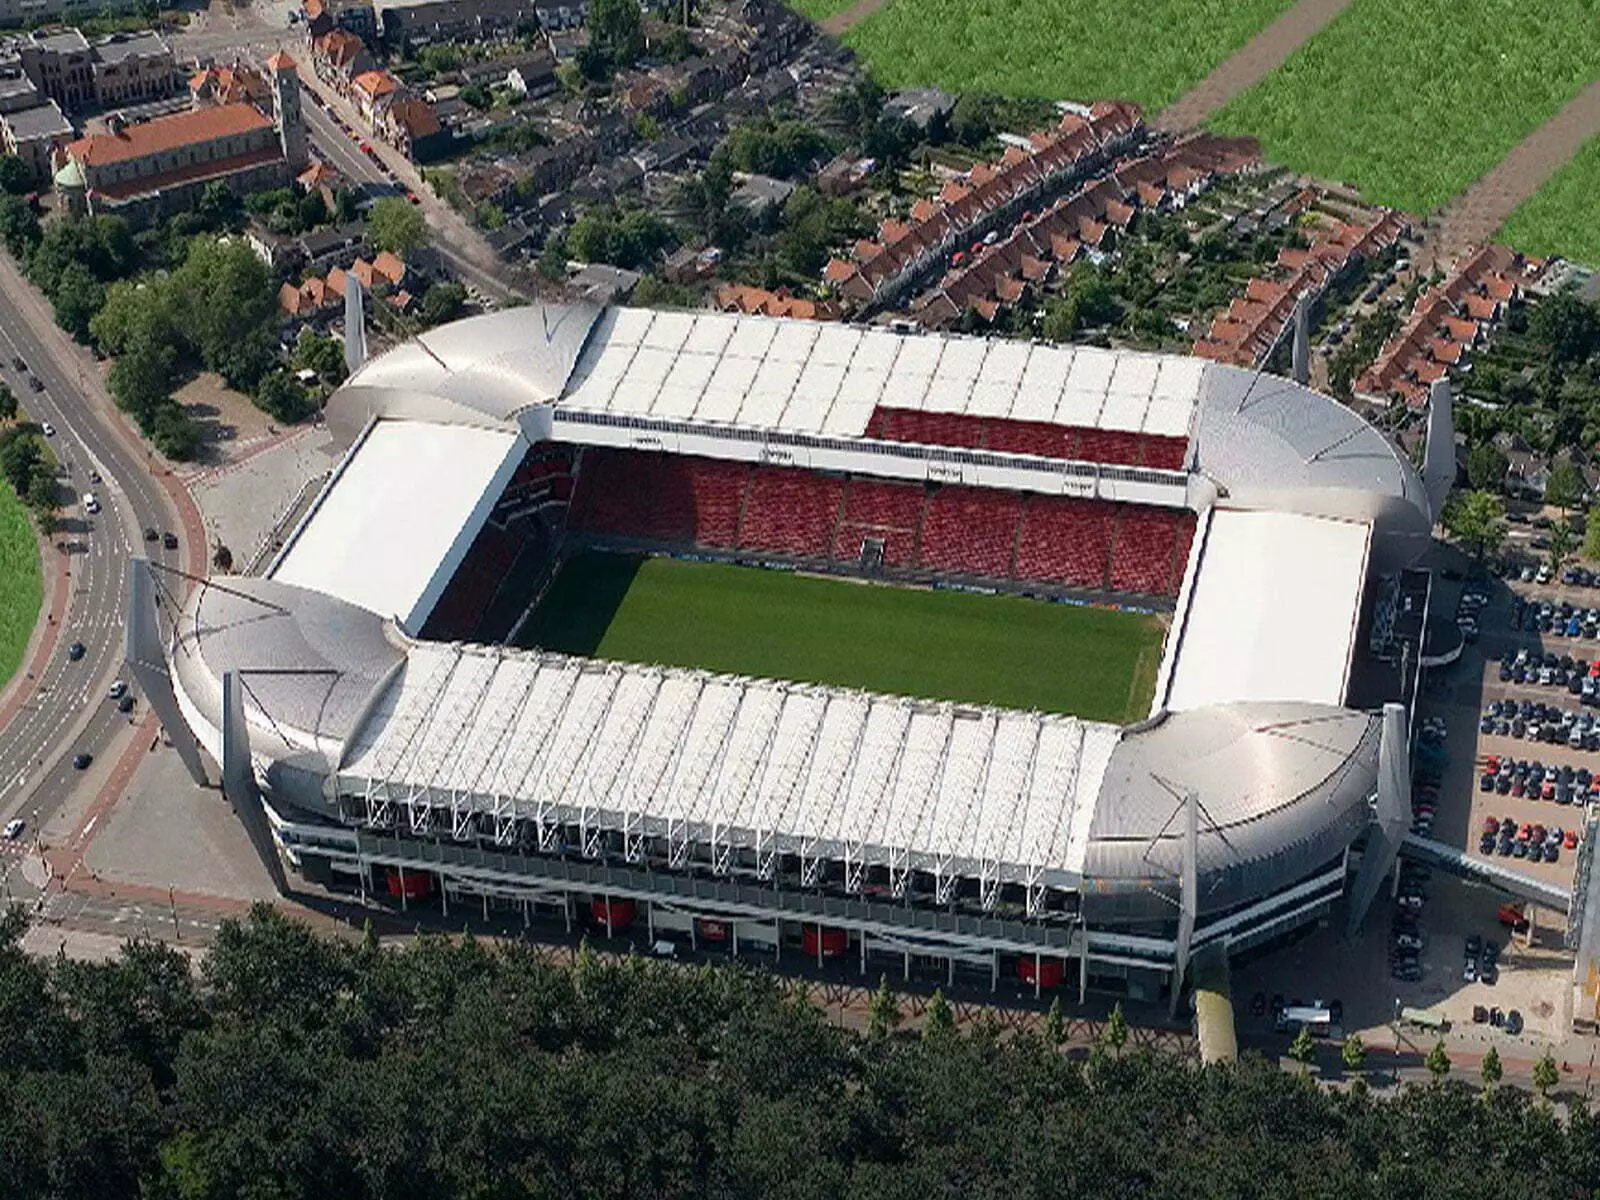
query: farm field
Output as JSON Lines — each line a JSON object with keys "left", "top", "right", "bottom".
{"left": 0, "top": 483, "right": 41, "bottom": 692}
{"left": 1209, "top": 0, "right": 1600, "bottom": 214}
{"left": 1497, "top": 132, "right": 1600, "bottom": 268}
{"left": 839, "top": 0, "right": 1300, "bottom": 113}
{"left": 525, "top": 552, "right": 1166, "bottom": 723}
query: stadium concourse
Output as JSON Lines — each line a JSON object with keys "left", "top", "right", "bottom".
{"left": 129, "top": 304, "right": 1444, "bottom": 1006}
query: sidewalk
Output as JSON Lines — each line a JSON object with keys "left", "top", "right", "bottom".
{"left": 0, "top": 524, "right": 70, "bottom": 729}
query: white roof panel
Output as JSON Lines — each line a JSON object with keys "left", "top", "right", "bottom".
{"left": 1108, "top": 354, "right": 1160, "bottom": 400}
{"left": 1098, "top": 391, "right": 1148, "bottom": 433}
{"left": 1154, "top": 355, "right": 1206, "bottom": 401}
{"left": 1165, "top": 509, "right": 1371, "bottom": 712}
{"left": 1144, "top": 396, "right": 1195, "bottom": 438}
{"left": 681, "top": 313, "right": 737, "bottom": 357}
{"left": 272, "top": 420, "right": 520, "bottom": 630}
{"left": 811, "top": 324, "right": 863, "bottom": 366}
{"left": 641, "top": 310, "right": 695, "bottom": 353}
{"left": 768, "top": 321, "right": 821, "bottom": 363}
{"left": 723, "top": 318, "right": 779, "bottom": 360}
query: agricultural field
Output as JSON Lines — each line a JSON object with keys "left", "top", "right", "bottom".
{"left": 1497, "top": 132, "right": 1600, "bottom": 269}
{"left": 525, "top": 552, "right": 1166, "bottom": 722}
{"left": 0, "top": 483, "right": 41, "bottom": 691}
{"left": 1210, "top": 0, "right": 1600, "bottom": 214}
{"left": 839, "top": 0, "right": 1299, "bottom": 113}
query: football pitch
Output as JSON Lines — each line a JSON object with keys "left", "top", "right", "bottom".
{"left": 524, "top": 552, "right": 1166, "bottom": 722}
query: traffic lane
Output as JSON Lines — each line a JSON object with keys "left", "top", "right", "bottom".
{"left": 0, "top": 311, "right": 173, "bottom": 537}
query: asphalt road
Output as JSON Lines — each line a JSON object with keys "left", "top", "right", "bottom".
{"left": 294, "top": 81, "right": 523, "bottom": 302}
{"left": 0, "top": 268, "right": 181, "bottom": 845}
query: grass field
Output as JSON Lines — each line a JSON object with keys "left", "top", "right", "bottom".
{"left": 839, "top": 0, "right": 1299, "bottom": 113}
{"left": 0, "top": 484, "right": 41, "bottom": 693}
{"left": 1210, "top": 0, "right": 1600, "bottom": 214}
{"left": 784, "top": 0, "right": 858, "bottom": 21}
{"left": 1497, "top": 132, "right": 1600, "bottom": 268}
{"left": 525, "top": 553, "right": 1166, "bottom": 722}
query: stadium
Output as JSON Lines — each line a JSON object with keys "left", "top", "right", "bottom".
{"left": 131, "top": 302, "right": 1447, "bottom": 1004}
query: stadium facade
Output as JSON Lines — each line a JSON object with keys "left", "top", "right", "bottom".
{"left": 131, "top": 304, "right": 1443, "bottom": 1003}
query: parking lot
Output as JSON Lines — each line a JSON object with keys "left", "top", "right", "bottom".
{"left": 1417, "top": 571, "right": 1585, "bottom": 895}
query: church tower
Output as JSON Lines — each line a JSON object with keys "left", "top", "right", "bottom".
{"left": 266, "top": 51, "right": 308, "bottom": 171}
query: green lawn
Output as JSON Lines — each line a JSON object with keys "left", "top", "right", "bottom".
{"left": 784, "top": 0, "right": 860, "bottom": 21}
{"left": 840, "top": 0, "right": 1300, "bottom": 113}
{"left": 0, "top": 483, "right": 41, "bottom": 693}
{"left": 525, "top": 552, "right": 1165, "bottom": 722}
{"left": 1210, "top": 0, "right": 1600, "bottom": 214}
{"left": 1497, "top": 131, "right": 1600, "bottom": 268}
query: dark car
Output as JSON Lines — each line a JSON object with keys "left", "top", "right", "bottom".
{"left": 71, "top": 752, "right": 92, "bottom": 770}
{"left": 116, "top": 693, "right": 134, "bottom": 713}
{"left": 1248, "top": 991, "right": 1266, "bottom": 1017}
{"left": 67, "top": 641, "right": 85, "bottom": 661}
{"left": 1505, "top": 1010, "right": 1524, "bottom": 1035}
{"left": 162, "top": 531, "right": 178, "bottom": 550}
{"left": 144, "top": 527, "right": 158, "bottom": 542}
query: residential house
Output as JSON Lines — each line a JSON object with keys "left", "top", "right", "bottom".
{"left": 461, "top": 50, "right": 557, "bottom": 100}
{"left": 662, "top": 244, "right": 720, "bottom": 284}
{"left": 715, "top": 284, "right": 838, "bottom": 320}
{"left": 350, "top": 68, "right": 399, "bottom": 124}
{"left": 297, "top": 158, "right": 344, "bottom": 211}
{"left": 729, "top": 172, "right": 792, "bottom": 216}
{"left": 376, "top": 0, "right": 534, "bottom": 45}
{"left": 309, "top": 30, "right": 374, "bottom": 92}
{"left": 190, "top": 60, "right": 270, "bottom": 107}
{"left": 303, "top": 0, "right": 379, "bottom": 44}
{"left": 376, "top": 93, "right": 448, "bottom": 160}
{"left": 299, "top": 220, "right": 369, "bottom": 270}
{"left": 568, "top": 262, "right": 639, "bottom": 303}
{"left": 532, "top": 0, "right": 587, "bottom": 29}
{"left": 1, "top": 97, "right": 70, "bottom": 178}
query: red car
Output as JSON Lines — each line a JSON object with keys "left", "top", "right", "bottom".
{"left": 1519, "top": 823, "right": 1533, "bottom": 842}
{"left": 1566, "top": 830, "right": 1580, "bottom": 849}
{"left": 1486, "top": 754, "right": 1501, "bottom": 773}
{"left": 1543, "top": 783, "right": 1557, "bottom": 801}
{"left": 406, "top": 190, "right": 420, "bottom": 205}
{"left": 1532, "top": 824, "right": 1547, "bottom": 844}
{"left": 1483, "top": 816, "right": 1500, "bottom": 835}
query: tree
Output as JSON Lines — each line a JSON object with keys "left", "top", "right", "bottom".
{"left": 867, "top": 974, "right": 900, "bottom": 1039}
{"left": 1585, "top": 507, "right": 1600, "bottom": 561}
{"left": 0, "top": 430, "right": 42, "bottom": 495}
{"left": 368, "top": 196, "right": 428, "bottom": 255}
{"left": 1479, "top": 1044, "right": 1503, "bottom": 1093}
{"left": 1533, "top": 1051, "right": 1560, "bottom": 1099}
{"left": 25, "top": 467, "right": 57, "bottom": 526}
{"left": 1102, "top": 1002, "right": 1128, "bottom": 1057}
{"left": 419, "top": 281, "right": 467, "bottom": 326}
{"left": 1466, "top": 442, "right": 1508, "bottom": 492}
{"left": 1550, "top": 518, "right": 1577, "bottom": 575}
{"left": 294, "top": 332, "right": 346, "bottom": 385}
{"left": 1441, "top": 489, "right": 1507, "bottom": 561}
{"left": 0, "top": 382, "right": 14, "bottom": 423}
{"left": 0, "top": 154, "right": 34, "bottom": 195}
{"left": 1341, "top": 1033, "right": 1366, "bottom": 1073}
{"left": 1529, "top": 292, "right": 1600, "bottom": 365}
{"left": 1545, "top": 457, "right": 1585, "bottom": 512}
{"left": 1425, "top": 1038, "right": 1451, "bottom": 1081}
{"left": 1044, "top": 995, "right": 1065, "bottom": 1046}
{"left": 252, "top": 371, "right": 315, "bottom": 425}
{"left": 51, "top": 261, "right": 107, "bottom": 343}
{"left": 922, "top": 989, "right": 955, "bottom": 1040}
{"left": 1288, "top": 1025, "right": 1316, "bottom": 1073}
{"left": 589, "top": 0, "right": 644, "bottom": 66}
{"left": 0, "top": 193, "right": 41, "bottom": 257}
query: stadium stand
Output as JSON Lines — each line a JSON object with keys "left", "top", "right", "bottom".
{"left": 866, "top": 406, "right": 1186, "bottom": 469}
{"left": 738, "top": 466, "right": 845, "bottom": 559}
{"left": 565, "top": 446, "right": 1190, "bottom": 597}
{"left": 917, "top": 485, "right": 1022, "bottom": 578}
{"left": 1108, "top": 506, "right": 1196, "bottom": 596}
{"left": 1014, "top": 496, "right": 1116, "bottom": 589}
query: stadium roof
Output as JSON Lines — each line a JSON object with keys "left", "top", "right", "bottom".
{"left": 561, "top": 308, "right": 1200, "bottom": 439}
{"left": 1161, "top": 509, "right": 1371, "bottom": 712}
{"left": 337, "top": 640, "right": 1121, "bottom": 892}
{"left": 270, "top": 420, "right": 522, "bottom": 631}
{"left": 340, "top": 304, "right": 1200, "bottom": 443}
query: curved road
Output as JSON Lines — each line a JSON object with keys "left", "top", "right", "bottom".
{"left": 0, "top": 261, "right": 184, "bottom": 851}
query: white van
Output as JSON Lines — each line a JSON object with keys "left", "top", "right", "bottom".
{"left": 81, "top": 492, "right": 99, "bottom": 514}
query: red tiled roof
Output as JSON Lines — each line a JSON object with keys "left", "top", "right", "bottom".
{"left": 267, "top": 51, "right": 296, "bottom": 72}
{"left": 353, "top": 70, "right": 399, "bottom": 99}
{"left": 388, "top": 96, "right": 439, "bottom": 139}
{"left": 823, "top": 258, "right": 857, "bottom": 284}
{"left": 88, "top": 144, "right": 284, "bottom": 201}
{"left": 373, "top": 250, "right": 406, "bottom": 286}
{"left": 67, "top": 102, "right": 272, "bottom": 168}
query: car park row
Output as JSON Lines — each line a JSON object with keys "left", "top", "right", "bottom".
{"left": 1480, "top": 695, "right": 1600, "bottom": 749}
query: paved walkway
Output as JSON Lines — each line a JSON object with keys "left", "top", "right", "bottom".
{"left": 1155, "top": 0, "right": 1356, "bottom": 131}
{"left": 1427, "top": 78, "right": 1600, "bottom": 271}
{"left": 0, "top": 525, "right": 69, "bottom": 730}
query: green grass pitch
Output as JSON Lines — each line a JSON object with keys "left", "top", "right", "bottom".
{"left": 1209, "top": 0, "right": 1600, "bottom": 214}
{"left": 838, "top": 0, "right": 1300, "bottom": 113}
{"left": 0, "top": 482, "right": 41, "bottom": 693}
{"left": 1497, "top": 131, "right": 1600, "bottom": 269}
{"left": 524, "top": 552, "right": 1166, "bottom": 723}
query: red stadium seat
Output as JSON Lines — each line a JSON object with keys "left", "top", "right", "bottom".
{"left": 1108, "top": 507, "right": 1195, "bottom": 596}
{"left": 833, "top": 478, "right": 926, "bottom": 566}
{"left": 738, "top": 467, "right": 844, "bottom": 558}
{"left": 917, "top": 486, "right": 1020, "bottom": 578}
{"left": 1013, "top": 496, "right": 1115, "bottom": 589}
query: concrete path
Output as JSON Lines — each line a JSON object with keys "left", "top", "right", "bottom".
{"left": 1427, "top": 78, "right": 1600, "bottom": 271}
{"left": 1156, "top": 0, "right": 1356, "bottom": 131}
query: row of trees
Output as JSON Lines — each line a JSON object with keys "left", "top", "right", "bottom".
{"left": 6, "top": 903, "right": 1600, "bottom": 1200}
{"left": 1286, "top": 1026, "right": 1560, "bottom": 1096}
{"left": 0, "top": 397, "right": 59, "bottom": 528}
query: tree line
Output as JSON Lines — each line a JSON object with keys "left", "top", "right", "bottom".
{"left": 4, "top": 902, "right": 1600, "bottom": 1200}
